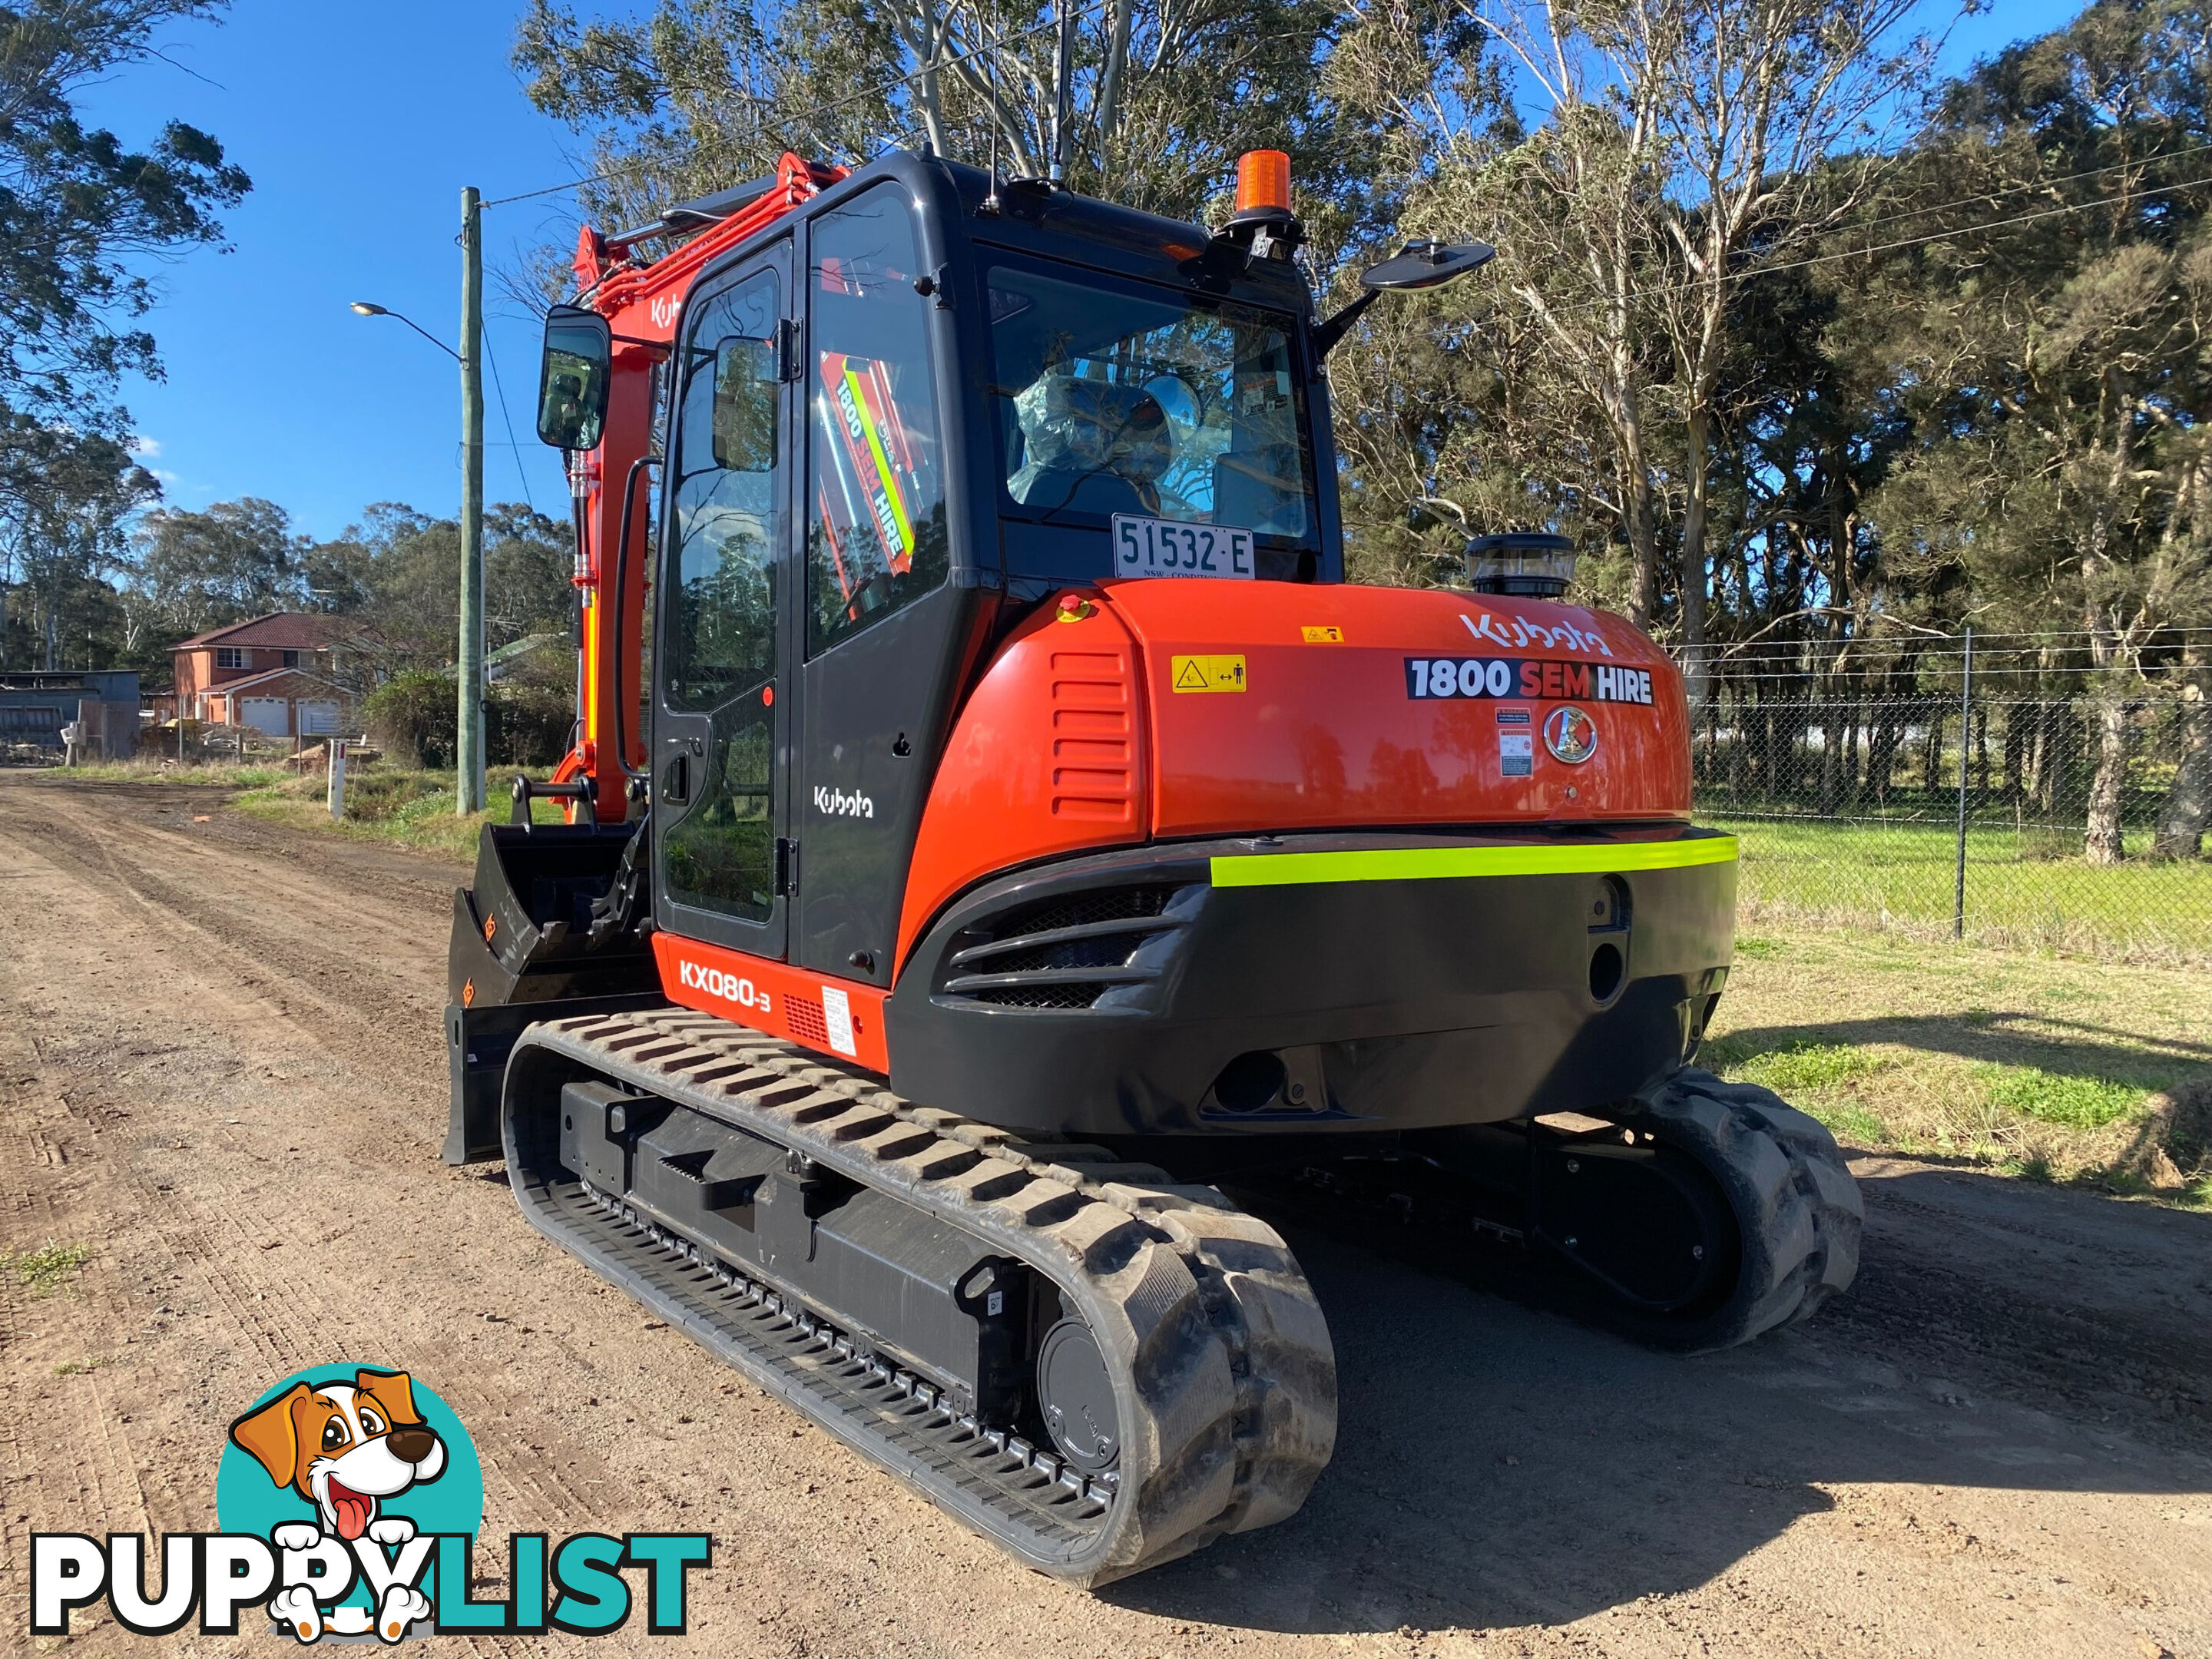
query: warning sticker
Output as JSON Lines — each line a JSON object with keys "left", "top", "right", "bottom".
{"left": 1300, "top": 625, "right": 1346, "bottom": 644}
{"left": 1171, "top": 654, "right": 1247, "bottom": 694}
{"left": 821, "top": 985, "right": 857, "bottom": 1058}
{"left": 1499, "top": 730, "right": 1534, "bottom": 777}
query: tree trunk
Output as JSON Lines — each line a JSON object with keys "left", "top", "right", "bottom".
{"left": 2028, "top": 707, "right": 2052, "bottom": 815}
{"left": 1869, "top": 709, "right": 1899, "bottom": 805}
{"left": 2153, "top": 686, "right": 2210, "bottom": 859}
{"left": 1679, "top": 406, "right": 1711, "bottom": 707}
{"left": 2084, "top": 691, "right": 2131, "bottom": 865}
{"left": 1620, "top": 397, "right": 1659, "bottom": 631}
{"left": 1818, "top": 707, "right": 1843, "bottom": 815}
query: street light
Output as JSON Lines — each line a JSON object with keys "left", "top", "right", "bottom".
{"left": 349, "top": 300, "right": 461, "bottom": 361}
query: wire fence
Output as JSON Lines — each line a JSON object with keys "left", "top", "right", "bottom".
{"left": 1687, "top": 631, "right": 2212, "bottom": 966}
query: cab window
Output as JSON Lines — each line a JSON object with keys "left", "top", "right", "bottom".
{"left": 805, "top": 187, "right": 949, "bottom": 656}
{"left": 666, "top": 270, "right": 780, "bottom": 713}
{"left": 987, "top": 260, "right": 1316, "bottom": 543}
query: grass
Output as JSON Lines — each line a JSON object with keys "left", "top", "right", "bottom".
{"left": 5, "top": 1240, "right": 92, "bottom": 1296}
{"left": 58, "top": 759, "right": 292, "bottom": 788}
{"left": 1712, "top": 813, "right": 2212, "bottom": 965}
{"left": 40, "top": 756, "right": 569, "bottom": 859}
{"left": 1972, "top": 1064, "right": 2144, "bottom": 1129}
{"left": 53, "top": 1357, "right": 105, "bottom": 1376}
{"left": 1704, "top": 925, "right": 2212, "bottom": 1204}
{"left": 1734, "top": 1040, "right": 1888, "bottom": 1094}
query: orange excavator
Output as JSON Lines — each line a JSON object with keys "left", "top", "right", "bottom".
{"left": 442, "top": 147, "right": 1860, "bottom": 1584}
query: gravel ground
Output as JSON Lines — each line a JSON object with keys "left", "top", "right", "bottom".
{"left": 2, "top": 772, "right": 2207, "bottom": 1659}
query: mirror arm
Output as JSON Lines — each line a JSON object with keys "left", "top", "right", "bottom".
{"left": 1312, "top": 289, "right": 1383, "bottom": 360}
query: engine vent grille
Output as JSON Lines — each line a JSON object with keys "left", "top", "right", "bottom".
{"left": 968, "top": 983, "right": 1105, "bottom": 1011}
{"left": 786, "top": 995, "right": 830, "bottom": 1047}
{"left": 939, "top": 882, "right": 1197, "bottom": 1012}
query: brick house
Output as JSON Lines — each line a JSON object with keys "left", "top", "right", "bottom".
{"left": 172, "top": 614, "right": 356, "bottom": 738}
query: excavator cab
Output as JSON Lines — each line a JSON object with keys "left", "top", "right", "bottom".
{"left": 442, "top": 147, "right": 1862, "bottom": 1587}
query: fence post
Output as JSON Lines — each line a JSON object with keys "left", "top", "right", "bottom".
{"left": 1954, "top": 625, "right": 1972, "bottom": 939}
{"left": 328, "top": 737, "right": 348, "bottom": 821}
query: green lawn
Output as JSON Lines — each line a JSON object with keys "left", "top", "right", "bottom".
{"left": 1705, "top": 926, "right": 2212, "bottom": 1205}
{"left": 1710, "top": 813, "right": 2212, "bottom": 964}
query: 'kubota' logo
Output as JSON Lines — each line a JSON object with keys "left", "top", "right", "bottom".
{"left": 677, "top": 958, "right": 773, "bottom": 1012}
{"left": 813, "top": 786, "right": 874, "bottom": 820}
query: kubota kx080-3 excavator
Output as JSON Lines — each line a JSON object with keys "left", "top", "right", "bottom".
{"left": 443, "top": 147, "right": 1862, "bottom": 1585}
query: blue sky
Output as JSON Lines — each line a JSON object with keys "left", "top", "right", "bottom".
{"left": 85, "top": 0, "right": 2085, "bottom": 544}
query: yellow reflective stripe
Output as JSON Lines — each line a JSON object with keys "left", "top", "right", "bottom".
{"left": 843, "top": 366, "right": 913, "bottom": 556}
{"left": 1210, "top": 834, "right": 1738, "bottom": 888}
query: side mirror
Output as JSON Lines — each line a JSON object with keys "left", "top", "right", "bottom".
{"left": 1358, "top": 239, "right": 1495, "bottom": 292}
{"left": 710, "top": 336, "right": 778, "bottom": 472}
{"left": 536, "top": 304, "right": 611, "bottom": 451}
{"left": 1313, "top": 239, "right": 1498, "bottom": 359}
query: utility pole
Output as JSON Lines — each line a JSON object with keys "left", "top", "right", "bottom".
{"left": 1953, "top": 625, "right": 1972, "bottom": 940}
{"left": 456, "top": 184, "right": 486, "bottom": 814}
{"left": 1050, "top": 0, "right": 1073, "bottom": 184}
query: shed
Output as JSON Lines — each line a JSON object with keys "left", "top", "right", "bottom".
{"left": 0, "top": 671, "right": 141, "bottom": 759}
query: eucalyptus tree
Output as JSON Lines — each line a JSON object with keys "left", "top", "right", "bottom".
{"left": 1328, "top": 0, "right": 1934, "bottom": 687}
{"left": 514, "top": 0, "right": 1368, "bottom": 233}
{"left": 0, "top": 0, "right": 250, "bottom": 431}
{"left": 1849, "top": 0, "right": 2212, "bottom": 861}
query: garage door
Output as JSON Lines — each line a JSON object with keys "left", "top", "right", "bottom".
{"left": 240, "top": 697, "right": 290, "bottom": 737}
{"left": 298, "top": 701, "right": 340, "bottom": 736}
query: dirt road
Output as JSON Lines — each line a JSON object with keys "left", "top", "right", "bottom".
{"left": 2, "top": 772, "right": 2208, "bottom": 1658}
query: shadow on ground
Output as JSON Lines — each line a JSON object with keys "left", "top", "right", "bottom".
{"left": 1102, "top": 1160, "right": 2212, "bottom": 1635}
{"left": 1710, "top": 1012, "right": 2212, "bottom": 1091}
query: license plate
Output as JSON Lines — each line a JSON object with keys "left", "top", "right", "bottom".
{"left": 1112, "top": 515, "right": 1255, "bottom": 580}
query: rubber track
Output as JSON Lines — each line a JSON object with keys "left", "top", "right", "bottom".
{"left": 1634, "top": 1066, "right": 1864, "bottom": 1350}
{"left": 505, "top": 1007, "right": 1336, "bottom": 1585}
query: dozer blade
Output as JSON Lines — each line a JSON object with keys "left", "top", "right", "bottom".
{"left": 501, "top": 1008, "right": 1336, "bottom": 1586}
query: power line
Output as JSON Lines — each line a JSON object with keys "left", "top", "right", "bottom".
{"left": 1484, "top": 170, "right": 2212, "bottom": 326}
{"left": 481, "top": 6, "right": 1088, "bottom": 211}
{"left": 1773, "top": 137, "right": 2212, "bottom": 246}
{"left": 479, "top": 329, "right": 537, "bottom": 512}
{"left": 1708, "top": 624, "right": 2212, "bottom": 650}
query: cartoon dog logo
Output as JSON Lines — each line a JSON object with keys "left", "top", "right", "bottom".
{"left": 229, "top": 1369, "right": 445, "bottom": 1641}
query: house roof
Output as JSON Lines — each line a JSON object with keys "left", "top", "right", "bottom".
{"left": 204, "top": 666, "right": 350, "bottom": 697}
{"left": 173, "top": 613, "right": 344, "bottom": 651}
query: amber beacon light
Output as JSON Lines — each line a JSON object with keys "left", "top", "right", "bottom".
{"left": 1233, "top": 150, "right": 1293, "bottom": 219}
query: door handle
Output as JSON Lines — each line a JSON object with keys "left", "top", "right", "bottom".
{"left": 661, "top": 754, "right": 689, "bottom": 805}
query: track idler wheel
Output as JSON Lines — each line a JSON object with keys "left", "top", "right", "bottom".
{"left": 1036, "top": 1317, "right": 1121, "bottom": 1475}
{"left": 1548, "top": 1068, "right": 1863, "bottom": 1352}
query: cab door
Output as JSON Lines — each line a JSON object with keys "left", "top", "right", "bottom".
{"left": 653, "top": 241, "right": 796, "bottom": 959}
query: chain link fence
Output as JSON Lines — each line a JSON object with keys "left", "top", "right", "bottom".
{"left": 1688, "top": 631, "right": 2212, "bottom": 965}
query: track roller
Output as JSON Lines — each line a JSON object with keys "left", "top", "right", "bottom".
{"left": 499, "top": 1007, "right": 1336, "bottom": 1586}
